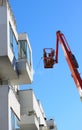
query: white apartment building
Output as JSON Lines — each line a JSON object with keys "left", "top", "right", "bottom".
{"left": 0, "top": 0, "right": 57, "bottom": 130}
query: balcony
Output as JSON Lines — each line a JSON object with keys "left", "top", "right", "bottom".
{"left": 18, "top": 89, "right": 47, "bottom": 130}
{"left": 40, "top": 126, "right": 49, "bottom": 130}
{"left": 18, "top": 113, "right": 39, "bottom": 130}
{"left": 10, "top": 58, "right": 33, "bottom": 85}
{"left": 0, "top": 27, "right": 33, "bottom": 85}
{"left": 0, "top": 1, "right": 33, "bottom": 85}
{"left": 46, "top": 119, "right": 56, "bottom": 130}
{"left": 10, "top": 33, "right": 33, "bottom": 85}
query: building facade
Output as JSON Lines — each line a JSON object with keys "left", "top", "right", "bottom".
{"left": 0, "top": 0, "right": 57, "bottom": 130}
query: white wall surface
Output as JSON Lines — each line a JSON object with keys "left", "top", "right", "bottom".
{"left": 18, "top": 89, "right": 33, "bottom": 115}
{"left": 18, "top": 89, "right": 47, "bottom": 126}
{"left": 9, "top": 87, "right": 20, "bottom": 119}
{"left": 0, "top": 85, "right": 20, "bottom": 130}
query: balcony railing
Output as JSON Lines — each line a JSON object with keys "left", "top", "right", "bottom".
{"left": 7, "top": 1, "right": 16, "bottom": 28}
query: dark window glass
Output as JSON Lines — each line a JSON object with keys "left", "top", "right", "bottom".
{"left": 9, "top": 23, "right": 18, "bottom": 59}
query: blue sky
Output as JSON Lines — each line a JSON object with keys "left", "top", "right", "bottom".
{"left": 10, "top": 0, "right": 82, "bottom": 130}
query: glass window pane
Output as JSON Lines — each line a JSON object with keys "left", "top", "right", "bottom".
{"left": 10, "top": 108, "right": 20, "bottom": 130}
{"left": 9, "top": 23, "right": 18, "bottom": 60}
{"left": 18, "top": 40, "right": 32, "bottom": 68}
{"left": 27, "top": 43, "right": 31, "bottom": 66}
{"left": 13, "top": 35, "right": 18, "bottom": 60}
{"left": 18, "top": 40, "right": 27, "bottom": 59}
{"left": 9, "top": 24, "right": 13, "bottom": 52}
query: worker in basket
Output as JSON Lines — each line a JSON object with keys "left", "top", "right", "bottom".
{"left": 43, "top": 49, "right": 55, "bottom": 68}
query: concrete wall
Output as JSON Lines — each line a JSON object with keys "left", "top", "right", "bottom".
{"left": 0, "top": 85, "right": 20, "bottom": 130}
{"left": 0, "top": 2, "right": 18, "bottom": 60}
{"left": 0, "top": 7, "right": 7, "bottom": 56}
{"left": 0, "top": 86, "right": 9, "bottom": 130}
{"left": 32, "top": 91, "right": 46, "bottom": 126}
{"left": 7, "top": 2, "right": 18, "bottom": 62}
{"left": 18, "top": 89, "right": 33, "bottom": 115}
{"left": 18, "top": 89, "right": 47, "bottom": 126}
{"left": 9, "top": 87, "right": 20, "bottom": 119}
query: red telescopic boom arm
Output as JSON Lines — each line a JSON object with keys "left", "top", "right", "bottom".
{"left": 43, "top": 31, "right": 82, "bottom": 100}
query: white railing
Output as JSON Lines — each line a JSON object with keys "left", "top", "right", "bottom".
{"left": 7, "top": 1, "right": 16, "bottom": 28}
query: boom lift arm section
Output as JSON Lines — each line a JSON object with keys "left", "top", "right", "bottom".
{"left": 43, "top": 31, "right": 82, "bottom": 99}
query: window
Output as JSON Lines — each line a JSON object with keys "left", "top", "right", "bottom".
{"left": 18, "top": 40, "right": 32, "bottom": 67}
{"left": 10, "top": 108, "right": 20, "bottom": 130}
{"left": 13, "top": 35, "right": 18, "bottom": 60}
{"left": 9, "top": 23, "right": 18, "bottom": 60}
{"left": 19, "top": 40, "right": 27, "bottom": 58}
{"left": 27, "top": 43, "right": 31, "bottom": 66}
{"left": 9, "top": 24, "right": 13, "bottom": 52}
